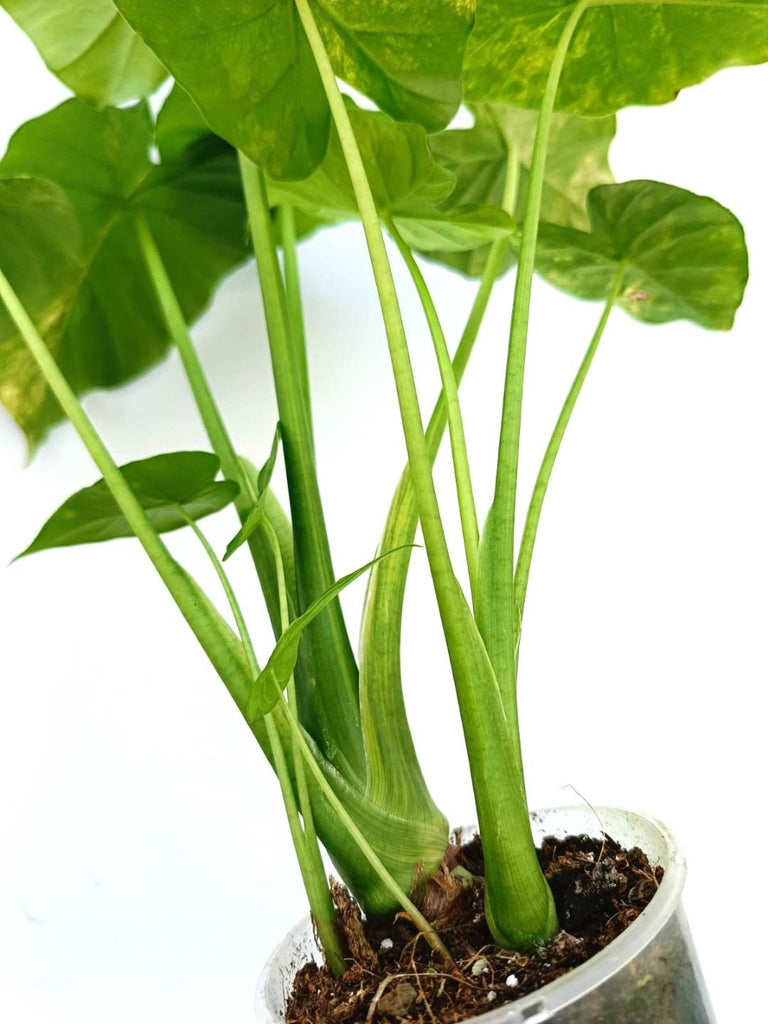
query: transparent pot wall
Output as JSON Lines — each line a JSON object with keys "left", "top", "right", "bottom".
{"left": 255, "top": 807, "right": 716, "bottom": 1024}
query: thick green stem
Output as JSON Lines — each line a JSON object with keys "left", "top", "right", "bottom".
{"left": 185, "top": 516, "right": 345, "bottom": 976}
{"left": 479, "top": 0, "right": 591, "bottom": 710}
{"left": 295, "top": 0, "right": 557, "bottom": 950}
{"left": 387, "top": 217, "right": 480, "bottom": 607}
{"left": 514, "top": 267, "right": 624, "bottom": 631}
{"left": 238, "top": 155, "right": 364, "bottom": 781}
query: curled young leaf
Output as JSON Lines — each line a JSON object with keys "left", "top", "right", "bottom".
{"left": 113, "top": 0, "right": 473, "bottom": 180}
{"left": 257, "top": 424, "right": 283, "bottom": 498}
{"left": 535, "top": 180, "right": 749, "bottom": 330}
{"left": 222, "top": 430, "right": 283, "bottom": 563}
{"left": 464, "top": 0, "right": 768, "bottom": 116}
{"left": 0, "top": 98, "right": 248, "bottom": 447}
{"left": 17, "top": 452, "right": 239, "bottom": 558}
{"left": 1, "top": 0, "right": 166, "bottom": 105}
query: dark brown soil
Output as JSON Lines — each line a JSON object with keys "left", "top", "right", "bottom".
{"left": 286, "top": 832, "right": 663, "bottom": 1023}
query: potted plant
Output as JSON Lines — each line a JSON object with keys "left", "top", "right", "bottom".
{"left": 0, "top": 1, "right": 762, "bottom": 1021}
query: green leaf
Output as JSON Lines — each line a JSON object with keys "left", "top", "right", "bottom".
{"left": 0, "top": 178, "right": 82, "bottom": 360}
{"left": 267, "top": 104, "right": 453, "bottom": 217}
{"left": 155, "top": 84, "right": 212, "bottom": 162}
{"left": 1, "top": 0, "right": 166, "bottom": 105}
{"left": 534, "top": 180, "right": 749, "bottom": 329}
{"left": 392, "top": 204, "right": 516, "bottom": 253}
{"left": 310, "top": 0, "right": 473, "bottom": 132}
{"left": 0, "top": 98, "right": 248, "bottom": 447}
{"left": 425, "top": 103, "right": 615, "bottom": 275}
{"left": 223, "top": 505, "right": 265, "bottom": 564}
{"left": 248, "top": 547, "right": 413, "bottom": 720}
{"left": 112, "top": 0, "right": 473, "bottom": 180}
{"left": 257, "top": 424, "right": 282, "bottom": 497}
{"left": 18, "top": 452, "right": 239, "bottom": 558}
{"left": 156, "top": 87, "right": 326, "bottom": 244}
{"left": 464, "top": 0, "right": 768, "bottom": 116}
{"left": 267, "top": 104, "right": 515, "bottom": 252}
{"left": 222, "top": 432, "right": 283, "bottom": 563}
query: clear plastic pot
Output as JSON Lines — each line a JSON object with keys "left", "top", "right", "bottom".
{"left": 254, "top": 806, "right": 716, "bottom": 1023}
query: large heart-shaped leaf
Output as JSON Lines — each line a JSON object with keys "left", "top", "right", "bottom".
{"left": 267, "top": 104, "right": 515, "bottom": 252}
{"left": 426, "top": 103, "right": 615, "bottom": 275}
{"left": 0, "top": 98, "right": 248, "bottom": 447}
{"left": 464, "top": 0, "right": 768, "bottom": 115}
{"left": 534, "top": 180, "right": 749, "bottom": 329}
{"left": 113, "top": 0, "right": 474, "bottom": 180}
{"left": 17, "top": 451, "right": 239, "bottom": 558}
{"left": 1, "top": 0, "right": 166, "bottom": 105}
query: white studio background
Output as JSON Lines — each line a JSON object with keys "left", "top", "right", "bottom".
{"left": 1, "top": 12, "right": 765, "bottom": 1024}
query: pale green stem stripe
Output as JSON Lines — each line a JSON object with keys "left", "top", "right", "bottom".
{"left": 279, "top": 205, "right": 312, "bottom": 431}
{"left": 514, "top": 267, "right": 624, "bottom": 632}
{"left": 482, "top": 0, "right": 591, "bottom": 709}
{"left": 185, "top": 515, "right": 345, "bottom": 976}
{"left": 387, "top": 218, "right": 480, "bottom": 607}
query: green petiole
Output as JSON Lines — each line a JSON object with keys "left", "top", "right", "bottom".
{"left": 514, "top": 266, "right": 625, "bottom": 634}
{"left": 386, "top": 216, "right": 481, "bottom": 608}
{"left": 479, "top": 0, "right": 592, "bottom": 710}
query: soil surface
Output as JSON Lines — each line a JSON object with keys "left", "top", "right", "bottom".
{"left": 286, "top": 831, "right": 663, "bottom": 1023}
